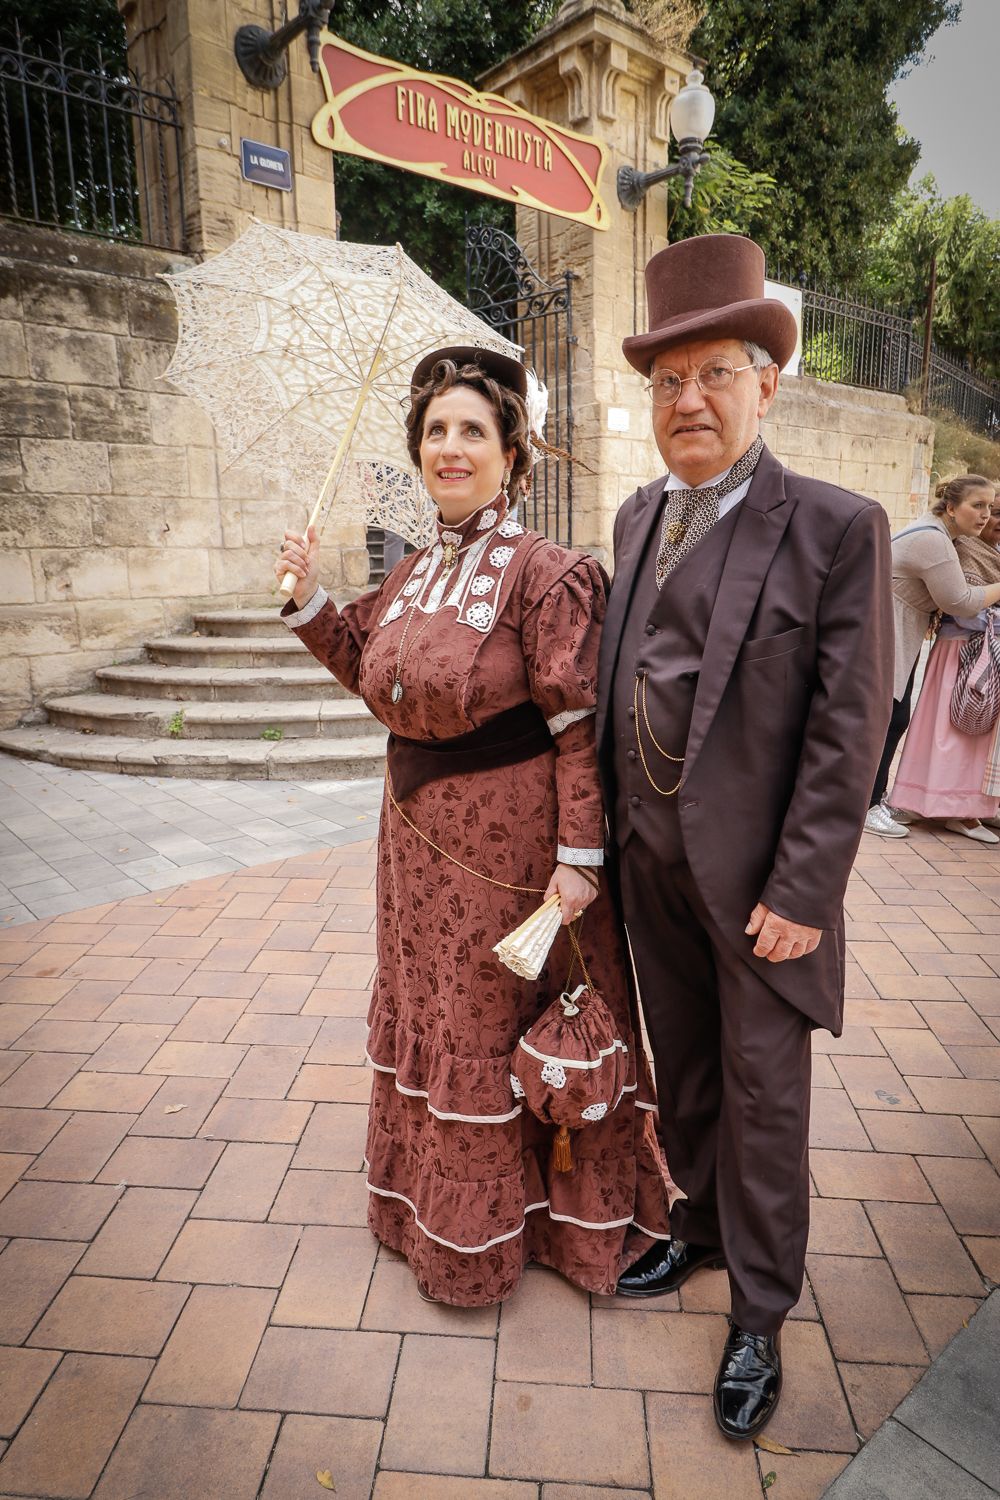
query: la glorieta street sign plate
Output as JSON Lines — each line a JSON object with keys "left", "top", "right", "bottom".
{"left": 311, "top": 32, "right": 609, "bottom": 231}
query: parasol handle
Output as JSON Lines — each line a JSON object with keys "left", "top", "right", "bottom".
{"left": 279, "top": 347, "right": 386, "bottom": 599}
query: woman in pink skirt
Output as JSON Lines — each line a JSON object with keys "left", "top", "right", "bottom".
{"left": 890, "top": 475, "right": 1000, "bottom": 843}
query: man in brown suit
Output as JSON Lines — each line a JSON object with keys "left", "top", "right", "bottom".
{"left": 598, "top": 234, "right": 893, "bottom": 1439}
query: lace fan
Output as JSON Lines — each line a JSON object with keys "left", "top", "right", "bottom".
{"left": 494, "top": 893, "right": 563, "bottom": 981}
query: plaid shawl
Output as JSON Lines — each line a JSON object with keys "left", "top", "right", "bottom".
{"left": 958, "top": 538, "right": 1000, "bottom": 795}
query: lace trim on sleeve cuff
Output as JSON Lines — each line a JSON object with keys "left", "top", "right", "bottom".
{"left": 557, "top": 845, "right": 604, "bottom": 867}
{"left": 281, "top": 584, "right": 329, "bottom": 630}
{"left": 546, "top": 706, "right": 596, "bottom": 736}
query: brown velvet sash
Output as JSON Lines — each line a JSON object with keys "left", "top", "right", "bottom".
{"left": 387, "top": 700, "right": 552, "bottom": 801}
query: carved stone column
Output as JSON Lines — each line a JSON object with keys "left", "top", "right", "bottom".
{"left": 481, "top": 0, "right": 693, "bottom": 562}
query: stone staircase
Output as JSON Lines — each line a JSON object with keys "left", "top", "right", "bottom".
{"left": 0, "top": 606, "right": 388, "bottom": 781}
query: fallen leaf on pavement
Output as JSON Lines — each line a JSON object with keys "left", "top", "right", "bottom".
{"left": 315, "top": 1472, "right": 336, "bottom": 1491}
{"left": 756, "top": 1437, "right": 794, "bottom": 1456}
{"left": 163, "top": 1105, "right": 187, "bottom": 1115}
{"left": 762, "top": 1473, "right": 776, "bottom": 1490}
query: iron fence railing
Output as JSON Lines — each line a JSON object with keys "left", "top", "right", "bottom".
{"left": 784, "top": 273, "right": 1000, "bottom": 439}
{"left": 0, "top": 26, "right": 185, "bottom": 251}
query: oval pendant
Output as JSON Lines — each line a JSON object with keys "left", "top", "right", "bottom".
{"left": 391, "top": 680, "right": 404, "bottom": 704}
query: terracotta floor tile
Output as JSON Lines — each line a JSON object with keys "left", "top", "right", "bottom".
{"left": 872, "top": 974, "right": 960, "bottom": 1001}
{"left": 28, "top": 1272, "right": 187, "bottom": 1355}
{"left": 268, "top": 1167, "right": 369, "bottom": 1227}
{"left": 0, "top": 1004, "right": 47, "bottom": 1048}
{"left": 809, "top": 1088, "right": 872, "bottom": 1149}
{"left": 758, "top": 1453, "right": 851, "bottom": 1499}
{"left": 913, "top": 953, "right": 994, "bottom": 977}
{"left": 806, "top": 1253, "right": 927, "bottom": 1363}
{"left": 915, "top": 1001, "right": 996, "bottom": 1045}
{"left": 50, "top": 1070, "right": 163, "bottom": 1113}
{"left": 0, "top": 1053, "right": 87, "bottom": 1107}
{"left": 246, "top": 973, "right": 316, "bottom": 1012}
{"left": 766, "top": 1318, "right": 857, "bottom": 1452}
{"left": 963, "top": 977, "right": 1000, "bottom": 1013}
{"left": 0, "top": 1345, "right": 61, "bottom": 1436}
{"left": 199, "top": 1095, "right": 312, "bottom": 1143}
{"left": 378, "top": 1480, "right": 535, "bottom": 1500}
{"left": 810, "top": 1149, "right": 933, "bottom": 1202}
{"left": 168, "top": 996, "right": 246, "bottom": 1042}
{"left": 864, "top": 1200, "right": 985, "bottom": 1294}
{"left": 857, "top": 1110, "right": 983, "bottom": 1157}
{"left": 811, "top": 1055, "right": 840, "bottom": 1087}
{"left": 812, "top": 1025, "right": 886, "bottom": 1056}
{"left": 0, "top": 976, "right": 75, "bottom": 1005}
{"left": 262, "top": 1415, "right": 383, "bottom": 1500}
{"left": 288, "top": 1104, "right": 366, "bottom": 1172}
{"left": 845, "top": 998, "right": 923, "bottom": 1028}
{"left": 226, "top": 1012, "right": 321, "bottom": 1047}
{"left": 193, "top": 1142, "right": 293, "bottom": 1221}
{"left": 176, "top": 969, "right": 263, "bottom": 999}
{"left": 0, "top": 1238, "right": 85, "bottom": 1343}
{"left": 0, "top": 1104, "right": 70, "bottom": 1153}
{"left": 261, "top": 922, "right": 326, "bottom": 953}
{"left": 917, "top": 1155, "right": 1000, "bottom": 1234}
{"left": 0, "top": 1180, "right": 120, "bottom": 1240}
{"left": 675, "top": 1265, "right": 730, "bottom": 1314}
{"left": 967, "top": 1115, "right": 1000, "bottom": 1168}
{"left": 97, "top": 1135, "right": 223, "bottom": 1189}
{"left": 591, "top": 1308, "right": 727, "bottom": 1392}
{"left": 807, "top": 1197, "right": 881, "bottom": 1256}
{"left": 906, "top": 1291, "right": 984, "bottom": 1359}
{"left": 490, "top": 1382, "right": 649, "bottom": 1487}
{"left": 143, "top": 1284, "right": 274, "bottom": 1407}
{"left": 381, "top": 1333, "right": 493, "bottom": 1476}
{"left": 907, "top": 1075, "right": 1000, "bottom": 1114}
{"left": 948, "top": 1045, "right": 1000, "bottom": 1078}
{"left": 540, "top": 1489, "right": 650, "bottom": 1500}
{"left": 26, "top": 1112, "right": 134, "bottom": 1183}
{"left": 0, "top": 1050, "right": 28, "bottom": 1086}
{"left": 877, "top": 924, "right": 946, "bottom": 953}
{"left": 82, "top": 1023, "right": 172, "bottom": 1074}
{"left": 99, "top": 993, "right": 195, "bottom": 1025}
{"left": 496, "top": 1268, "right": 591, "bottom": 1385}
{"left": 839, "top": 1360, "right": 926, "bottom": 1439}
{"left": 832, "top": 1054, "right": 919, "bottom": 1111}
{"left": 158, "top": 1217, "right": 299, "bottom": 1287}
{"left": 847, "top": 942, "right": 914, "bottom": 977}
{"left": 272, "top": 1224, "right": 376, "bottom": 1328}
{"left": 224, "top": 1043, "right": 306, "bottom": 1099}
{"left": 0, "top": 1353, "right": 151, "bottom": 1500}
{"left": 0, "top": 1154, "right": 30, "bottom": 1201}
{"left": 250, "top": 949, "right": 329, "bottom": 977}
{"left": 240, "top": 1327, "right": 398, "bottom": 1416}
{"left": 875, "top": 1026, "right": 961, "bottom": 1076}
{"left": 312, "top": 931, "right": 377, "bottom": 956}
{"left": 143, "top": 1039, "right": 247, "bottom": 1077}
{"left": 963, "top": 1235, "right": 1000, "bottom": 1279}
{"left": 305, "top": 1016, "right": 369, "bottom": 1066}
{"left": 360, "top": 1258, "right": 499, "bottom": 1337}
{"left": 288, "top": 1063, "right": 372, "bottom": 1103}
{"left": 645, "top": 1392, "right": 758, "bottom": 1498}
{"left": 128, "top": 1076, "right": 226, "bottom": 1137}
{"left": 77, "top": 1186, "right": 196, "bottom": 1278}
{"left": 92, "top": 1405, "right": 279, "bottom": 1500}
{"left": 319, "top": 953, "right": 376, "bottom": 989}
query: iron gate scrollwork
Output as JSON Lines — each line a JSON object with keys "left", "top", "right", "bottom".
{"left": 465, "top": 222, "right": 575, "bottom": 545}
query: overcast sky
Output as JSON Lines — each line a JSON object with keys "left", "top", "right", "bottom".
{"left": 889, "top": 0, "right": 998, "bottom": 218}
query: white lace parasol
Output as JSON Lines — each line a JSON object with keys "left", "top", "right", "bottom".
{"left": 160, "top": 220, "right": 522, "bottom": 561}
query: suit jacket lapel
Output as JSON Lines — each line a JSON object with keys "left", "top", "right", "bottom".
{"left": 684, "top": 447, "right": 797, "bottom": 776}
{"left": 597, "top": 476, "right": 669, "bottom": 754}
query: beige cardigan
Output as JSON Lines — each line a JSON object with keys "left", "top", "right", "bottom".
{"left": 891, "top": 513, "right": 987, "bottom": 698}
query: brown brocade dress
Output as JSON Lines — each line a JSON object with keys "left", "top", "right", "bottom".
{"left": 282, "top": 491, "right": 672, "bottom": 1305}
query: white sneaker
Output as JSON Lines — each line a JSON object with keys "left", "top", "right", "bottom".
{"left": 864, "top": 804, "right": 909, "bottom": 839}
{"left": 944, "top": 819, "right": 1000, "bottom": 845}
{"left": 882, "top": 799, "right": 916, "bottom": 826}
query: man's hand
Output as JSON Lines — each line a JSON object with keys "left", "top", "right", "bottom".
{"left": 745, "top": 903, "right": 822, "bottom": 963}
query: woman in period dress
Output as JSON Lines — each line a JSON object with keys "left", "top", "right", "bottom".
{"left": 276, "top": 347, "right": 672, "bottom": 1306}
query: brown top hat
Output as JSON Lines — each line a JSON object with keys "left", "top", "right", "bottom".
{"left": 621, "top": 234, "right": 798, "bottom": 376}
{"left": 410, "top": 345, "right": 528, "bottom": 400}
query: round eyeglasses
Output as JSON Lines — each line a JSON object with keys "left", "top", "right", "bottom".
{"left": 645, "top": 356, "right": 757, "bottom": 406}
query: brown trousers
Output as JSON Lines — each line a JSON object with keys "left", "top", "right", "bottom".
{"left": 620, "top": 837, "right": 813, "bottom": 1334}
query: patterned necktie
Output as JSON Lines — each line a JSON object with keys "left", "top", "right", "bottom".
{"left": 655, "top": 436, "right": 764, "bottom": 589}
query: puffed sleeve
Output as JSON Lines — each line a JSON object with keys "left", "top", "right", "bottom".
{"left": 520, "top": 553, "right": 609, "bottom": 865}
{"left": 280, "top": 584, "right": 384, "bottom": 696}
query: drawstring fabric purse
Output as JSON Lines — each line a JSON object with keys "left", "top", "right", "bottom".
{"left": 951, "top": 611, "right": 1000, "bottom": 737}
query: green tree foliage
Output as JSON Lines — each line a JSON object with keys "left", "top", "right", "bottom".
{"left": 689, "top": 0, "right": 960, "bottom": 282}
{"left": 0, "top": 0, "right": 125, "bottom": 60}
{"left": 332, "top": 0, "right": 559, "bottom": 294}
{"left": 667, "top": 144, "right": 777, "bottom": 238}
{"left": 862, "top": 176, "right": 1000, "bottom": 378}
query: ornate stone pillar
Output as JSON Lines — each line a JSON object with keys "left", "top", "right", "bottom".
{"left": 481, "top": 0, "right": 693, "bottom": 563}
{"left": 119, "top": 0, "right": 338, "bottom": 255}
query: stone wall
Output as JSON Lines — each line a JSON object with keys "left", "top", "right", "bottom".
{"left": 0, "top": 223, "right": 369, "bottom": 728}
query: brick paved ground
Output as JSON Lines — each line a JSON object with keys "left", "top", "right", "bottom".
{"left": 0, "top": 819, "right": 997, "bottom": 1498}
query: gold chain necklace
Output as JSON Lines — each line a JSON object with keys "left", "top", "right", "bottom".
{"left": 633, "top": 673, "right": 684, "bottom": 797}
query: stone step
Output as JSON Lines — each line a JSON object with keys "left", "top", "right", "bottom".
{"left": 191, "top": 597, "right": 360, "bottom": 638}
{"left": 45, "top": 694, "right": 378, "bottom": 741}
{"left": 0, "top": 725, "right": 388, "bottom": 781}
{"left": 145, "top": 635, "right": 312, "bottom": 669}
{"left": 96, "top": 665, "right": 354, "bottom": 702}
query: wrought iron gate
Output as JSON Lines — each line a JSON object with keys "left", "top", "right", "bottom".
{"left": 465, "top": 222, "right": 576, "bottom": 545}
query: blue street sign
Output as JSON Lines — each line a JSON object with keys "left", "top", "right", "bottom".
{"left": 240, "top": 138, "right": 293, "bottom": 192}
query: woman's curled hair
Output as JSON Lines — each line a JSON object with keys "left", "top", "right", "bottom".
{"left": 406, "top": 359, "right": 534, "bottom": 493}
{"left": 931, "top": 473, "right": 992, "bottom": 515}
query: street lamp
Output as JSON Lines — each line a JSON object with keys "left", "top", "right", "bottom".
{"left": 617, "top": 68, "right": 715, "bottom": 211}
{"left": 234, "top": 0, "right": 332, "bottom": 90}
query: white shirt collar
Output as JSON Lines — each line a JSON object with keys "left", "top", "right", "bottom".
{"left": 664, "top": 465, "right": 733, "bottom": 492}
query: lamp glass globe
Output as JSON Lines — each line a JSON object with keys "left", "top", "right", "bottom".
{"left": 670, "top": 68, "right": 716, "bottom": 143}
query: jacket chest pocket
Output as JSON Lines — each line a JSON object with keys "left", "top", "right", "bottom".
{"left": 738, "top": 625, "right": 807, "bottom": 663}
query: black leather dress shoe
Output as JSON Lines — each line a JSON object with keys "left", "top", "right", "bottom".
{"left": 713, "top": 1322, "right": 782, "bottom": 1440}
{"left": 615, "top": 1238, "right": 726, "bottom": 1297}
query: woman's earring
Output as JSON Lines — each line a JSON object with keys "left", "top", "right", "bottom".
{"left": 501, "top": 468, "right": 511, "bottom": 501}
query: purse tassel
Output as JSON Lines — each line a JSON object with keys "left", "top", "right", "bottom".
{"left": 552, "top": 1123, "right": 573, "bottom": 1173}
